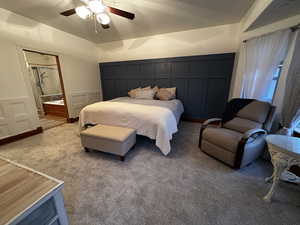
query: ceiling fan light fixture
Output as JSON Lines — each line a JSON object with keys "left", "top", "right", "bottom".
{"left": 75, "top": 6, "right": 91, "bottom": 19}
{"left": 88, "top": 0, "right": 105, "bottom": 14}
{"left": 96, "top": 13, "right": 111, "bottom": 25}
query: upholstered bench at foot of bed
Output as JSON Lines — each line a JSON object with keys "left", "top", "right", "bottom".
{"left": 80, "top": 124, "right": 136, "bottom": 161}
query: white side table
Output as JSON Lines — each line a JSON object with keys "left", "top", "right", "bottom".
{"left": 264, "top": 135, "right": 300, "bottom": 202}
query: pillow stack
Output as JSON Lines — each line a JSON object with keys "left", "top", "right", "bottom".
{"left": 128, "top": 86, "right": 155, "bottom": 100}
{"left": 128, "top": 86, "right": 176, "bottom": 101}
{"left": 135, "top": 87, "right": 156, "bottom": 99}
{"left": 128, "top": 87, "right": 141, "bottom": 98}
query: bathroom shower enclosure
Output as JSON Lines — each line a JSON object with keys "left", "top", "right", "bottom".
{"left": 32, "top": 66, "right": 61, "bottom": 96}
{"left": 29, "top": 66, "right": 62, "bottom": 115}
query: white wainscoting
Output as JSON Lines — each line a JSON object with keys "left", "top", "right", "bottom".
{"left": 0, "top": 97, "right": 39, "bottom": 140}
{"left": 68, "top": 91, "right": 101, "bottom": 118}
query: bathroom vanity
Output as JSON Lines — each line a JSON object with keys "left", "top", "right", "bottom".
{"left": 43, "top": 99, "right": 67, "bottom": 117}
{"left": 0, "top": 157, "right": 69, "bottom": 225}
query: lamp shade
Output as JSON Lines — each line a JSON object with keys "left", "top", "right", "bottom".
{"left": 96, "top": 13, "right": 111, "bottom": 25}
{"left": 88, "top": 0, "right": 105, "bottom": 14}
{"left": 75, "top": 6, "right": 91, "bottom": 19}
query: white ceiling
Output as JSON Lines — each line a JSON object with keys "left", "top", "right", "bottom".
{"left": 247, "top": 0, "right": 300, "bottom": 31}
{"left": 0, "top": 0, "right": 255, "bottom": 43}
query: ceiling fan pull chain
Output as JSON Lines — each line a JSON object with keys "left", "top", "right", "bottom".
{"left": 94, "top": 14, "right": 98, "bottom": 33}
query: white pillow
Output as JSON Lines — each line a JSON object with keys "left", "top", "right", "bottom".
{"left": 135, "top": 89, "right": 156, "bottom": 99}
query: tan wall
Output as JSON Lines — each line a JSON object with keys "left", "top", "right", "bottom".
{"left": 0, "top": 8, "right": 101, "bottom": 139}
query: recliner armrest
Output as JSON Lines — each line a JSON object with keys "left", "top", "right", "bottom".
{"left": 203, "top": 118, "right": 222, "bottom": 126}
{"left": 234, "top": 128, "right": 267, "bottom": 168}
{"left": 199, "top": 118, "right": 222, "bottom": 148}
{"left": 242, "top": 128, "right": 266, "bottom": 140}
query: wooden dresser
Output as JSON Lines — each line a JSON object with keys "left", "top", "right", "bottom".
{"left": 0, "top": 157, "right": 69, "bottom": 225}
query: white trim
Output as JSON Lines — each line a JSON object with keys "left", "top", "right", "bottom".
{"left": 68, "top": 90, "right": 101, "bottom": 118}
{"left": 0, "top": 96, "right": 39, "bottom": 139}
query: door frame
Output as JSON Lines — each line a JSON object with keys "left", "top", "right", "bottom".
{"left": 22, "top": 49, "right": 70, "bottom": 121}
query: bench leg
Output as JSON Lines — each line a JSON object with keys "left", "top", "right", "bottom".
{"left": 119, "top": 156, "right": 125, "bottom": 161}
{"left": 131, "top": 144, "right": 136, "bottom": 150}
{"left": 84, "top": 147, "right": 90, "bottom": 152}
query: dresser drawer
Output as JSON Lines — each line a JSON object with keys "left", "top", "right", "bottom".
{"left": 17, "top": 197, "right": 57, "bottom": 225}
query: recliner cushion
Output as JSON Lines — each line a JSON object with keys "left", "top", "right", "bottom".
{"left": 201, "top": 140, "right": 236, "bottom": 166}
{"left": 202, "top": 127, "right": 243, "bottom": 153}
{"left": 223, "top": 117, "right": 262, "bottom": 133}
{"left": 237, "top": 101, "right": 270, "bottom": 123}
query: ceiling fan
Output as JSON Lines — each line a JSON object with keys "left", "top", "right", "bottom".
{"left": 60, "top": 0, "right": 135, "bottom": 30}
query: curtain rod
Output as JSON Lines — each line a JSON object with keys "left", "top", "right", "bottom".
{"left": 243, "top": 23, "right": 300, "bottom": 43}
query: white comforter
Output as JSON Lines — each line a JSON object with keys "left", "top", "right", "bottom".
{"left": 79, "top": 97, "right": 184, "bottom": 155}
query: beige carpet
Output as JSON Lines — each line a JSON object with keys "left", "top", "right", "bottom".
{"left": 0, "top": 122, "right": 300, "bottom": 225}
{"left": 39, "top": 115, "right": 66, "bottom": 130}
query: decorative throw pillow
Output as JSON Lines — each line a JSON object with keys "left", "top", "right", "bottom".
{"left": 141, "top": 86, "right": 151, "bottom": 90}
{"left": 166, "top": 87, "right": 176, "bottom": 97}
{"left": 128, "top": 87, "right": 141, "bottom": 98}
{"left": 156, "top": 89, "right": 173, "bottom": 101}
{"left": 135, "top": 89, "right": 156, "bottom": 99}
{"left": 156, "top": 87, "right": 176, "bottom": 100}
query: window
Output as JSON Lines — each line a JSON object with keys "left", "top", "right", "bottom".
{"left": 296, "top": 121, "right": 300, "bottom": 135}
{"left": 266, "top": 63, "right": 283, "bottom": 102}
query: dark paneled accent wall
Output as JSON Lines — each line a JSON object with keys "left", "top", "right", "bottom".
{"left": 99, "top": 53, "right": 235, "bottom": 120}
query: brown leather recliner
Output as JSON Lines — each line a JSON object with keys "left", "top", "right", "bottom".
{"left": 199, "top": 99, "right": 276, "bottom": 169}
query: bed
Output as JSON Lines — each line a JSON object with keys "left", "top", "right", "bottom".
{"left": 79, "top": 97, "right": 184, "bottom": 155}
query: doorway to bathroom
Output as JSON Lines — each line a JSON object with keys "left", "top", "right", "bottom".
{"left": 23, "top": 50, "right": 69, "bottom": 130}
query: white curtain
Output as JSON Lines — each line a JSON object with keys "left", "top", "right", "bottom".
{"left": 279, "top": 30, "right": 300, "bottom": 135}
{"left": 241, "top": 29, "right": 291, "bottom": 101}
{"left": 231, "top": 43, "right": 246, "bottom": 98}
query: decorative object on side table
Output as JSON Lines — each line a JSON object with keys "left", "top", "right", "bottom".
{"left": 264, "top": 135, "right": 300, "bottom": 202}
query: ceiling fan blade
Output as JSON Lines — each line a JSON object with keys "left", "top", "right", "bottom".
{"left": 107, "top": 6, "right": 135, "bottom": 20}
{"left": 60, "top": 8, "right": 76, "bottom": 16}
{"left": 101, "top": 24, "right": 110, "bottom": 29}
